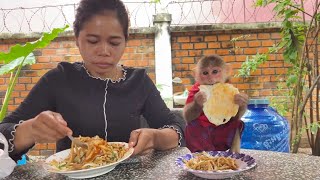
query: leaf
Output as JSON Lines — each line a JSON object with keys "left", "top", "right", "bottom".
{"left": 0, "top": 53, "right": 35, "bottom": 75}
{"left": 311, "top": 123, "right": 319, "bottom": 135}
{"left": 286, "top": 74, "right": 298, "bottom": 86}
{"left": 0, "top": 25, "right": 69, "bottom": 64}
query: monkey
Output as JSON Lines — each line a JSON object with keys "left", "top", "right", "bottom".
{"left": 183, "top": 55, "right": 248, "bottom": 153}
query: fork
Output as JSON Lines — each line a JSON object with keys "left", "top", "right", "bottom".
{"left": 68, "top": 135, "right": 88, "bottom": 148}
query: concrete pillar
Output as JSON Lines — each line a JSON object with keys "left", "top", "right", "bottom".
{"left": 153, "top": 13, "right": 173, "bottom": 108}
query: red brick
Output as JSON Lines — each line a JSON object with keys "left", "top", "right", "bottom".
{"left": 177, "top": 37, "right": 190, "bottom": 42}
{"left": 208, "top": 42, "right": 220, "bottom": 48}
{"left": 216, "top": 49, "right": 230, "bottom": 55}
{"left": 34, "top": 143, "right": 47, "bottom": 150}
{"left": 188, "top": 50, "right": 202, "bottom": 57}
{"left": 191, "top": 36, "right": 204, "bottom": 42}
{"left": 69, "top": 48, "right": 80, "bottom": 55}
{"left": 175, "top": 64, "right": 189, "bottom": 71}
{"left": 56, "top": 49, "right": 68, "bottom": 55}
{"left": 42, "top": 49, "right": 56, "bottom": 56}
{"left": 127, "top": 40, "right": 141, "bottom": 46}
{"left": 51, "top": 56, "right": 63, "bottom": 62}
{"left": 181, "top": 44, "right": 193, "bottom": 49}
{"left": 203, "top": 49, "right": 216, "bottom": 55}
{"left": 175, "top": 51, "right": 188, "bottom": 57}
{"left": 223, "top": 56, "right": 235, "bottom": 62}
{"left": 32, "top": 77, "right": 41, "bottom": 83}
{"left": 125, "top": 47, "right": 136, "bottom": 53}
{"left": 62, "top": 42, "right": 76, "bottom": 48}
{"left": 189, "top": 64, "right": 196, "bottom": 71}
{"left": 276, "top": 68, "right": 288, "bottom": 74}
{"left": 235, "top": 41, "right": 248, "bottom": 48}
{"left": 182, "top": 57, "right": 194, "bottom": 64}
{"left": 218, "top": 35, "right": 231, "bottom": 41}
{"left": 123, "top": 60, "right": 136, "bottom": 66}
{"left": 18, "top": 77, "right": 32, "bottom": 84}
{"left": 271, "top": 33, "right": 281, "bottom": 39}
{"left": 194, "top": 43, "right": 207, "bottom": 49}
{"left": 258, "top": 33, "right": 271, "bottom": 39}
{"left": 37, "top": 56, "right": 50, "bottom": 63}
{"left": 14, "top": 98, "right": 24, "bottom": 104}
{"left": 27, "top": 150, "right": 40, "bottom": 156}
{"left": 248, "top": 41, "right": 261, "bottom": 47}
{"left": 262, "top": 68, "right": 275, "bottom": 75}
{"left": 244, "top": 48, "right": 257, "bottom": 55}
{"left": 10, "top": 91, "right": 19, "bottom": 97}
{"left": 172, "top": 58, "right": 181, "bottom": 64}
{"left": 204, "top": 36, "right": 217, "bottom": 41}
{"left": 14, "top": 84, "right": 26, "bottom": 91}
{"left": 47, "top": 143, "right": 56, "bottom": 150}
{"left": 262, "top": 40, "right": 274, "bottom": 47}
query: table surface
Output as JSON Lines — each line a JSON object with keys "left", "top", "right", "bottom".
{"left": 5, "top": 148, "right": 320, "bottom": 180}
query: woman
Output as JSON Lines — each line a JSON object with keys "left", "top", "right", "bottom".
{"left": 0, "top": 0, "right": 185, "bottom": 161}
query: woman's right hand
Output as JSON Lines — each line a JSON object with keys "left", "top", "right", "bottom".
{"left": 30, "top": 111, "right": 73, "bottom": 143}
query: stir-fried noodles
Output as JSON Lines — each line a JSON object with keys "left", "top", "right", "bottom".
{"left": 184, "top": 152, "right": 239, "bottom": 171}
{"left": 49, "top": 136, "right": 128, "bottom": 171}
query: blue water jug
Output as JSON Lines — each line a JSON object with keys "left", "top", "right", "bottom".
{"left": 240, "top": 99, "right": 290, "bottom": 152}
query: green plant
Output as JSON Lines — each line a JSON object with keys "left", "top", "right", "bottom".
{"left": 156, "top": 83, "right": 172, "bottom": 106}
{"left": 237, "top": 0, "right": 320, "bottom": 155}
{"left": 0, "top": 25, "right": 68, "bottom": 121}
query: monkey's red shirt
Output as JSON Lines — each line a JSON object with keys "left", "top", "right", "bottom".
{"left": 185, "top": 82, "right": 244, "bottom": 152}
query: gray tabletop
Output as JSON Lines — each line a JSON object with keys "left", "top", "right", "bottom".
{"left": 4, "top": 148, "right": 320, "bottom": 180}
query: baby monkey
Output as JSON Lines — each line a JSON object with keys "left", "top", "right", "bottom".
{"left": 183, "top": 55, "right": 248, "bottom": 153}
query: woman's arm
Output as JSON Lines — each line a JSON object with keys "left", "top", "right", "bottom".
{"left": 130, "top": 72, "right": 185, "bottom": 155}
{"left": 0, "top": 66, "right": 66, "bottom": 160}
{"left": 129, "top": 127, "right": 179, "bottom": 155}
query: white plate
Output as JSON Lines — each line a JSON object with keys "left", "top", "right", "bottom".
{"left": 175, "top": 151, "right": 257, "bottom": 179}
{"left": 43, "top": 142, "right": 134, "bottom": 179}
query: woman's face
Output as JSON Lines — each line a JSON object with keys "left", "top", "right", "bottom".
{"left": 76, "top": 11, "right": 126, "bottom": 78}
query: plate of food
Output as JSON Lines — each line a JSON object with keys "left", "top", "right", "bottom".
{"left": 43, "top": 136, "right": 134, "bottom": 179}
{"left": 175, "top": 151, "right": 256, "bottom": 179}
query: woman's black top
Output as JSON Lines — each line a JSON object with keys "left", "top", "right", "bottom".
{"left": 0, "top": 62, "right": 185, "bottom": 161}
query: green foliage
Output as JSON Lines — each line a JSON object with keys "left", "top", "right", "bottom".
{"left": 150, "top": 0, "right": 160, "bottom": 3}
{"left": 0, "top": 25, "right": 68, "bottom": 121}
{"left": 269, "top": 82, "right": 290, "bottom": 116}
{"left": 292, "top": 121, "right": 320, "bottom": 147}
{"left": 237, "top": 53, "right": 268, "bottom": 77}
{"left": 248, "top": 0, "right": 320, "bottom": 153}
{"left": 0, "top": 53, "right": 35, "bottom": 75}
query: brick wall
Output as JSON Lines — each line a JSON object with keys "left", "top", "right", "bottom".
{"left": 170, "top": 28, "right": 288, "bottom": 97}
{"left": 0, "top": 26, "right": 304, "bottom": 156}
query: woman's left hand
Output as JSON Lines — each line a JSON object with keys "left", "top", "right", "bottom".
{"left": 128, "top": 128, "right": 156, "bottom": 156}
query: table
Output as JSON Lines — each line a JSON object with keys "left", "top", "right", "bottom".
{"left": 4, "top": 148, "right": 320, "bottom": 180}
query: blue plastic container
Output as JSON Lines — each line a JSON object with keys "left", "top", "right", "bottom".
{"left": 17, "top": 154, "right": 27, "bottom": 166}
{"left": 240, "top": 99, "right": 290, "bottom": 152}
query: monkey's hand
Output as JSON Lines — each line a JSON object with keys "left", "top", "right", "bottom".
{"left": 234, "top": 93, "right": 249, "bottom": 118}
{"left": 234, "top": 93, "right": 248, "bottom": 107}
{"left": 194, "top": 91, "right": 207, "bottom": 107}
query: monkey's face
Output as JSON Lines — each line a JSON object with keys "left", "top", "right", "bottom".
{"left": 196, "top": 65, "right": 226, "bottom": 85}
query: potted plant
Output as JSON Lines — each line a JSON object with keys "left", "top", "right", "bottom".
{"left": 0, "top": 25, "right": 68, "bottom": 164}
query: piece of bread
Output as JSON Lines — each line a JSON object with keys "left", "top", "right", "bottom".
{"left": 199, "top": 83, "right": 239, "bottom": 126}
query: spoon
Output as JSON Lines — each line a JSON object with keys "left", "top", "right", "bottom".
{"left": 68, "top": 135, "right": 88, "bottom": 149}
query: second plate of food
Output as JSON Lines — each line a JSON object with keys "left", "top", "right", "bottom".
{"left": 175, "top": 151, "right": 256, "bottom": 179}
